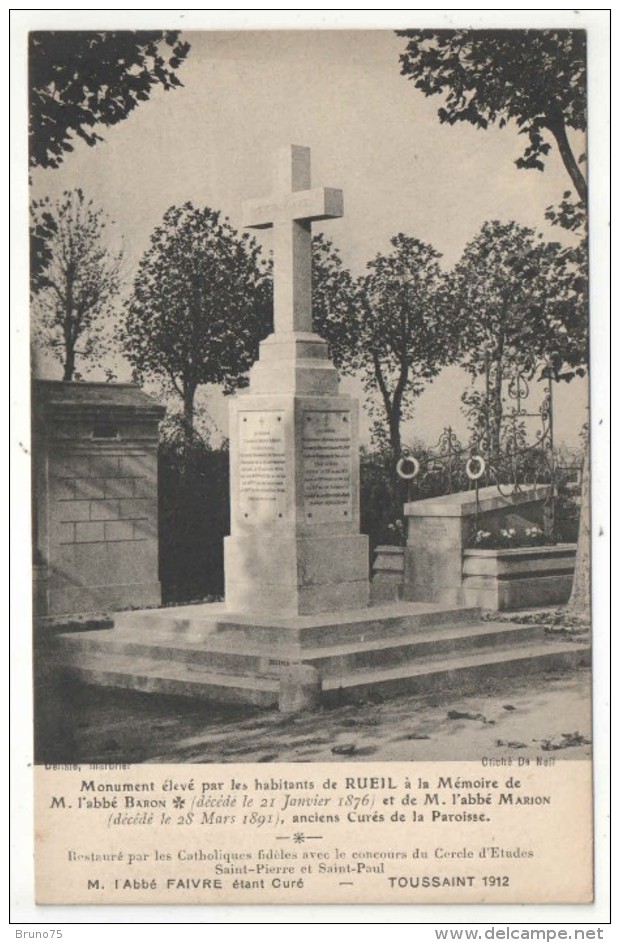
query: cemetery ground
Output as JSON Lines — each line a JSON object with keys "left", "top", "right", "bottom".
{"left": 34, "top": 607, "right": 592, "bottom": 766}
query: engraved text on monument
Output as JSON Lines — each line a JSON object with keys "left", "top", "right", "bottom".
{"left": 302, "top": 410, "right": 353, "bottom": 522}
{"left": 238, "top": 410, "right": 287, "bottom": 522}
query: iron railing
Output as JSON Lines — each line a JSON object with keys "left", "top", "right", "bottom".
{"left": 397, "top": 367, "right": 567, "bottom": 537}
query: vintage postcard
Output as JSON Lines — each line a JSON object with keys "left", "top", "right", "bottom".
{"left": 12, "top": 9, "right": 610, "bottom": 923}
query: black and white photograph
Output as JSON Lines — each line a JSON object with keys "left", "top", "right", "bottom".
{"left": 12, "top": 9, "right": 610, "bottom": 916}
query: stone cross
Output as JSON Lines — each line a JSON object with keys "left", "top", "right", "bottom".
{"left": 242, "top": 144, "right": 343, "bottom": 335}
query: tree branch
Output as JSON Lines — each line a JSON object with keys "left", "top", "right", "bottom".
{"left": 546, "top": 114, "right": 587, "bottom": 204}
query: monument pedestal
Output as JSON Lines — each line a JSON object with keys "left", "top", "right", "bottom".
{"left": 224, "top": 332, "right": 369, "bottom": 616}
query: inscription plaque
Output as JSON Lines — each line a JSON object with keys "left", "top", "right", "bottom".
{"left": 238, "top": 411, "right": 286, "bottom": 523}
{"left": 417, "top": 520, "right": 451, "bottom": 539}
{"left": 302, "top": 410, "right": 353, "bottom": 522}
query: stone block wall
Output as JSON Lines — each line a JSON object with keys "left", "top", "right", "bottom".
{"left": 33, "top": 381, "right": 165, "bottom": 617}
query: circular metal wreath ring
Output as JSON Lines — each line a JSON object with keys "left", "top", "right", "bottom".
{"left": 396, "top": 456, "right": 421, "bottom": 480}
{"left": 465, "top": 455, "right": 486, "bottom": 481}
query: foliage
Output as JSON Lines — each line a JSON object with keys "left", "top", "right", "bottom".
{"left": 396, "top": 29, "right": 587, "bottom": 202}
{"left": 157, "top": 395, "right": 215, "bottom": 454}
{"left": 483, "top": 608, "right": 590, "bottom": 632}
{"left": 545, "top": 193, "right": 587, "bottom": 234}
{"left": 30, "top": 188, "right": 123, "bottom": 381}
{"left": 543, "top": 195, "right": 589, "bottom": 381}
{"left": 396, "top": 29, "right": 589, "bottom": 384}
{"left": 314, "top": 234, "right": 454, "bottom": 458}
{"left": 29, "top": 31, "right": 190, "bottom": 169}
{"left": 30, "top": 204, "right": 57, "bottom": 284}
{"left": 121, "top": 203, "right": 272, "bottom": 449}
{"left": 359, "top": 235, "right": 454, "bottom": 457}
{"left": 311, "top": 234, "right": 360, "bottom": 369}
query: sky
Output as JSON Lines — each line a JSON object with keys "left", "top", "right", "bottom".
{"left": 29, "top": 27, "right": 590, "bottom": 448}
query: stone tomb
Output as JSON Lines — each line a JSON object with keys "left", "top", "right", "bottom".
{"left": 224, "top": 145, "right": 369, "bottom": 615}
{"left": 32, "top": 381, "right": 165, "bottom": 617}
{"left": 402, "top": 484, "right": 573, "bottom": 608}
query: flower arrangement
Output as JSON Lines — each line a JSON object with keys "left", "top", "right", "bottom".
{"left": 472, "top": 529, "right": 493, "bottom": 547}
{"left": 523, "top": 525, "right": 547, "bottom": 546}
{"left": 470, "top": 524, "right": 551, "bottom": 549}
{"left": 385, "top": 519, "right": 405, "bottom": 546}
{"left": 498, "top": 527, "right": 518, "bottom": 547}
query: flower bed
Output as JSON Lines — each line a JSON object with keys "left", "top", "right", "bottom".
{"left": 471, "top": 525, "right": 549, "bottom": 550}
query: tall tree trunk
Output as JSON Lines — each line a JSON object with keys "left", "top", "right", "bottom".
{"left": 543, "top": 113, "right": 588, "bottom": 618}
{"left": 568, "top": 451, "right": 591, "bottom": 619}
{"left": 388, "top": 400, "right": 408, "bottom": 508}
{"left": 388, "top": 406, "right": 402, "bottom": 460}
{"left": 63, "top": 271, "right": 76, "bottom": 381}
{"left": 182, "top": 382, "right": 196, "bottom": 456}
{"left": 63, "top": 345, "right": 75, "bottom": 381}
{"left": 372, "top": 355, "right": 409, "bottom": 506}
{"left": 373, "top": 354, "right": 400, "bottom": 457}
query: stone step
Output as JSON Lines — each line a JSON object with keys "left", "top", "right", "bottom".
{"left": 321, "top": 640, "right": 591, "bottom": 702}
{"left": 54, "top": 630, "right": 288, "bottom": 678}
{"left": 48, "top": 600, "right": 589, "bottom": 710}
{"left": 53, "top": 620, "right": 542, "bottom": 681}
{"left": 113, "top": 600, "right": 483, "bottom": 647}
{"left": 303, "top": 621, "right": 545, "bottom": 675}
{"left": 50, "top": 635, "right": 590, "bottom": 710}
{"left": 53, "top": 652, "right": 280, "bottom": 707}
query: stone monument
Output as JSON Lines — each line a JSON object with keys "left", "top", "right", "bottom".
{"left": 49, "top": 147, "right": 588, "bottom": 711}
{"left": 224, "top": 145, "right": 369, "bottom": 615}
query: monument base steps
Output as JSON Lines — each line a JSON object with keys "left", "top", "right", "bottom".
{"left": 47, "top": 601, "right": 590, "bottom": 711}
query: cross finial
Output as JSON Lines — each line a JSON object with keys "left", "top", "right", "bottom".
{"left": 243, "top": 145, "right": 344, "bottom": 334}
